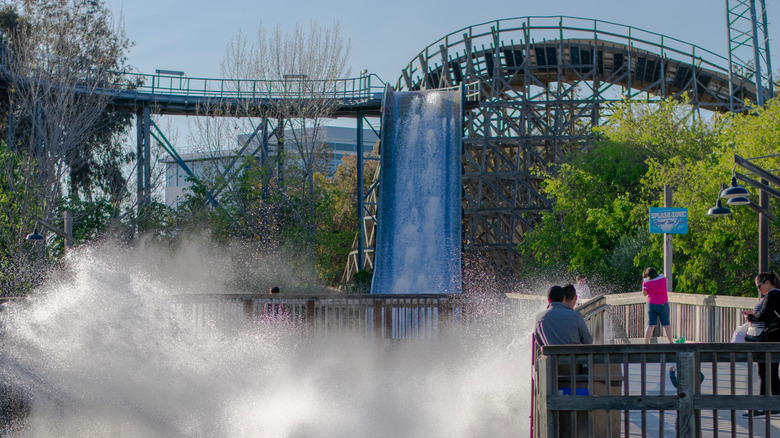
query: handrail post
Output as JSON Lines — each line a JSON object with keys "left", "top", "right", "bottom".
{"left": 676, "top": 351, "right": 696, "bottom": 437}
{"left": 540, "top": 354, "right": 557, "bottom": 438}
{"left": 373, "top": 299, "right": 383, "bottom": 339}
{"left": 703, "top": 296, "right": 717, "bottom": 342}
{"left": 384, "top": 304, "right": 393, "bottom": 339}
{"left": 243, "top": 297, "right": 253, "bottom": 321}
{"left": 306, "top": 297, "right": 316, "bottom": 330}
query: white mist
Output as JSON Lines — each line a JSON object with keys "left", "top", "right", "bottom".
{"left": 1, "top": 242, "right": 541, "bottom": 437}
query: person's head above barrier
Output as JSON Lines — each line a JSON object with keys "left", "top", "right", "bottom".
{"left": 536, "top": 284, "right": 593, "bottom": 346}
{"left": 755, "top": 272, "right": 780, "bottom": 293}
{"left": 547, "top": 285, "right": 564, "bottom": 303}
{"left": 643, "top": 267, "right": 659, "bottom": 281}
{"left": 562, "top": 284, "right": 578, "bottom": 309}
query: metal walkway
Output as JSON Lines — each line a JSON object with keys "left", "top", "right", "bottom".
{"left": 101, "top": 73, "right": 384, "bottom": 117}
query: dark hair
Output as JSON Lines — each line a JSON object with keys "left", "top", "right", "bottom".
{"left": 643, "top": 267, "right": 658, "bottom": 281}
{"left": 562, "top": 284, "right": 577, "bottom": 301}
{"left": 547, "top": 285, "right": 565, "bottom": 302}
{"left": 576, "top": 274, "right": 586, "bottom": 281}
{"left": 755, "top": 272, "right": 780, "bottom": 289}
{"left": 269, "top": 286, "right": 280, "bottom": 294}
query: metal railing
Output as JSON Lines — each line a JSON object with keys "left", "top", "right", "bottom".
{"left": 117, "top": 72, "right": 386, "bottom": 102}
{"left": 400, "top": 15, "right": 741, "bottom": 90}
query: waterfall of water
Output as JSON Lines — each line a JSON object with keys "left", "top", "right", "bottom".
{"left": 371, "top": 87, "right": 462, "bottom": 295}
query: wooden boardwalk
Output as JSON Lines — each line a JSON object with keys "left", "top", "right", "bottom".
{"left": 519, "top": 291, "right": 780, "bottom": 438}
{"left": 623, "top": 361, "right": 780, "bottom": 437}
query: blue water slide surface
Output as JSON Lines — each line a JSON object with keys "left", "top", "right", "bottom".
{"left": 371, "top": 87, "right": 462, "bottom": 294}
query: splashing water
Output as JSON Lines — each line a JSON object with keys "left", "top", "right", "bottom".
{"left": 0, "top": 243, "right": 542, "bottom": 437}
{"left": 372, "top": 88, "right": 462, "bottom": 295}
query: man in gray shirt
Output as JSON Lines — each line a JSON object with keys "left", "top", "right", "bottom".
{"left": 534, "top": 285, "right": 593, "bottom": 346}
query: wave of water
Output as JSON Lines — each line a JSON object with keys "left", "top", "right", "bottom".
{"left": 0, "top": 242, "right": 540, "bottom": 437}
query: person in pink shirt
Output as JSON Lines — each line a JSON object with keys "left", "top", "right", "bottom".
{"left": 642, "top": 267, "right": 673, "bottom": 343}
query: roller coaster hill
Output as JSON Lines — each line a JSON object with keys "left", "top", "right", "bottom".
{"left": 0, "top": 16, "right": 774, "bottom": 279}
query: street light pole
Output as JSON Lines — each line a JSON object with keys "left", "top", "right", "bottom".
{"left": 735, "top": 154, "right": 780, "bottom": 273}
{"left": 26, "top": 212, "right": 76, "bottom": 248}
{"left": 664, "top": 185, "right": 674, "bottom": 291}
{"left": 711, "top": 154, "right": 779, "bottom": 274}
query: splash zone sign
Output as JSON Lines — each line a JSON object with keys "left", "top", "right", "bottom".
{"left": 649, "top": 208, "right": 688, "bottom": 234}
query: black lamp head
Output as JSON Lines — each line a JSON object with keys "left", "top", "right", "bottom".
{"left": 25, "top": 228, "right": 44, "bottom": 241}
{"left": 726, "top": 196, "right": 751, "bottom": 206}
{"left": 707, "top": 199, "right": 731, "bottom": 217}
{"left": 719, "top": 176, "right": 750, "bottom": 199}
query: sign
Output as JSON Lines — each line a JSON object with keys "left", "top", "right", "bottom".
{"left": 649, "top": 207, "right": 688, "bottom": 234}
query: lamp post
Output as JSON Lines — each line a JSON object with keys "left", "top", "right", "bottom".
{"left": 709, "top": 154, "right": 779, "bottom": 273}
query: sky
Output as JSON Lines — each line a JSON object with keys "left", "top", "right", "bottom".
{"left": 104, "top": 0, "right": 780, "bottom": 87}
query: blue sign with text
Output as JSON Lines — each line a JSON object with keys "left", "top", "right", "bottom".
{"left": 649, "top": 208, "right": 688, "bottom": 234}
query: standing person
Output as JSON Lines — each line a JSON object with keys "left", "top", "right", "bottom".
{"left": 575, "top": 274, "right": 591, "bottom": 300}
{"left": 534, "top": 285, "right": 594, "bottom": 436}
{"left": 742, "top": 272, "right": 780, "bottom": 417}
{"left": 267, "top": 286, "right": 285, "bottom": 316}
{"left": 642, "top": 267, "right": 673, "bottom": 344}
{"left": 534, "top": 285, "right": 593, "bottom": 346}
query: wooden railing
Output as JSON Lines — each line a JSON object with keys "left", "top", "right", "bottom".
{"left": 533, "top": 343, "right": 780, "bottom": 438}
{"left": 514, "top": 291, "right": 779, "bottom": 437}
{"left": 173, "top": 293, "right": 474, "bottom": 339}
{"left": 564, "top": 292, "right": 756, "bottom": 344}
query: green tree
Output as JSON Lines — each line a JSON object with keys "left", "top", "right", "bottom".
{"left": 0, "top": 141, "right": 47, "bottom": 296}
{"left": 1, "top": 0, "right": 134, "bottom": 208}
{"left": 643, "top": 100, "right": 780, "bottom": 295}
{"left": 519, "top": 98, "right": 728, "bottom": 292}
{"left": 521, "top": 96, "right": 780, "bottom": 296}
{"left": 314, "top": 151, "right": 379, "bottom": 285}
{"left": 0, "top": 1, "right": 135, "bottom": 295}
{"left": 220, "top": 21, "right": 352, "bottom": 284}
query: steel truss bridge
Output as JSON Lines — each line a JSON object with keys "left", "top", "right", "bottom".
{"left": 3, "top": 15, "right": 771, "bottom": 281}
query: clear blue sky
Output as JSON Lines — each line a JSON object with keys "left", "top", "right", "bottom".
{"left": 105, "top": 0, "right": 780, "bottom": 85}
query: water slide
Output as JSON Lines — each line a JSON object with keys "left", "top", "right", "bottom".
{"left": 370, "top": 87, "right": 462, "bottom": 294}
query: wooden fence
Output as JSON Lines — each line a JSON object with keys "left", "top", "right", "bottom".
{"left": 569, "top": 291, "right": 757, "bottom": 344}
{"left": 518, "top": 291, "right": 780, "bottom": 437}
{"left": 2, "top": 292, "right": 532, "bottom": 341}
{"left": 533, "top": 343, "right": 780, "bottom": 438}
{"left": 174, "top": 293, "right": 477, "bottom": 339}
{"left": 211, "top": 289, "right": 753, "bottom": 343}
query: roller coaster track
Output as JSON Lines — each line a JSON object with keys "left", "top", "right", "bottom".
{"left": 1, "top": 16, "right": 771, "bottom": 279}
{"left": 386, "top": 15, "right": 770, "bottom": 275}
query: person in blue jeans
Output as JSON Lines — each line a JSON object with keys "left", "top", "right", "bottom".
{"left": 642, "top": 267, "right": 674, "bottom": 344}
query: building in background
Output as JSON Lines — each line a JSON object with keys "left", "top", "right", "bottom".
{"left": 163, "top": 125, "right": 378, "bottom": 208}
